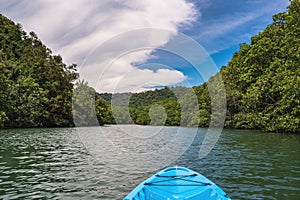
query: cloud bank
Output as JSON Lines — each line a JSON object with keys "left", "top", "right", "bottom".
{"left": 1, "top": 0, "right": 197, "bottom": 92}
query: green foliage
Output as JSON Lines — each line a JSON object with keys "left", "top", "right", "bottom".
{"left": 0, "top": 111, "right": 8, "bottom": 127}
{"left": 95, "top": 94, "right": 114, "bottom": 124}
{"left": 220, "top": 0, "right": 300, "bottom": 133}
{"left": 96, "top": 1, "right": 299, "bottom": 133}
{"left": 0, "top": 14, "right": 78, "bottom": 128}
{"left": 129, "top": 107, "right": 150, "bottom": 125}
{"left": 72, "top": 82, "right": 102, "bottom": 126}
{"left": 151, "top": 99, "right": 181, "bottom": 126}
{"left": 111, "top": 106, "right": 133, "bottom": 124}
{"left": 191, "top": 84, "right": 210, "bottom": 127}
{"left": 1, "top": 0, "right": 299, "bottom": 133}
{"left": 129, "top": 86, "right": 188, "bottom": 109}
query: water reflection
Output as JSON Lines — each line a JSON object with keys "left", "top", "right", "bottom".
{"left": 0, "top": 127, "right": 299, "bottom": 199}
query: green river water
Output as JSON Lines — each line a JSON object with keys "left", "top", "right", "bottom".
{"left": 0, "top": 126, "right": 299, "bottom": 199}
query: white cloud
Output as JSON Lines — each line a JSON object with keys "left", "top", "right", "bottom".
{"left": 94, "top": 51, "right": 187, "bottom": 93}
{"left": 0, "top": 0, "right": 196, "bottom": 92}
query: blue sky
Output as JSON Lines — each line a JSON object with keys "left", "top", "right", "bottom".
{"left": 0, "top": 0, "right": 290, "bottom": 92}
{"left": 144, "top": 0, "right": 290, "bottom": 86}
{"left": 187, "top": 0, "right": 289, "bottom": 64}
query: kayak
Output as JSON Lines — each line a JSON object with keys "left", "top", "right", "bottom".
{"left": 124, "top": 166, "right": 231, "bottom": 200}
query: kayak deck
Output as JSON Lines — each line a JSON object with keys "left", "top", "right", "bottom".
{"left": 124, "top": 167, "right": 231, "bottom": 200}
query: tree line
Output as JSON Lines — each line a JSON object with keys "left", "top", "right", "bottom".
{"left": 97, "top": 0, "right": 299, "bottom": 133}
{"left": 0, "top": 0, "right": 299, "bottom": 133}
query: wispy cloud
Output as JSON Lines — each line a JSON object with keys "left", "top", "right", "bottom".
{"left": 195, "top": 12, "right": 259, "bottom": 42}
{"left": 190, "top": 0, "right": 290, "bottom": 54}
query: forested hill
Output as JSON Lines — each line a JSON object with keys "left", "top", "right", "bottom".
{"left": 99, "top": 86, "right": 189, "bottom": 108}
{"left": 219, "top": 0, "right": 299, "bottom": 132}
{"left": 99, "top": 1, "right": 299, "bottom": 133}
{"left": 0, "top": 0, "right": 299, "bottom": 133}
{"left": 0, "top": 14, "right": 78, "bottom": 128}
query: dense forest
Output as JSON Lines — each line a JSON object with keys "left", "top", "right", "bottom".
{"left": 0, "top": 14, "right": 78, "bottom": 128}
{"left": 0, "top": 0, "right": 299, "bottom": 133}
{"left": 220, "top": 0, "right": 299, "bottom": 132}
{"left": 99, "top": 0, "right": 299, "bottom": 133}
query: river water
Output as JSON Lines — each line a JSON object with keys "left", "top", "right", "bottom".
{"left": 0, "top": 125, "right": 299, "bottom": 199}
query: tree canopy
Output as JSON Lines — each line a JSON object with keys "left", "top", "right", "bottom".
{"left": 220, "top": 0, "right": 299, "bottom": 132}
{"left": 0, "top": 14, "right": 78, "bottom": 128}
{"left": 98, "top": 0, "right": 299, "bottom": 133}
{"left": 0, "top": 0, "right": 299, "bottom": 133}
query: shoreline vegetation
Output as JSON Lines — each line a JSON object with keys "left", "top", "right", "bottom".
{"left": 0, "top": 0, "right": 299, "bottom": 133}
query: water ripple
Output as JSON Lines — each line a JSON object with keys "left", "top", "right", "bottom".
{"left": 0, "top": 127, "right": 299, "bottom": 199}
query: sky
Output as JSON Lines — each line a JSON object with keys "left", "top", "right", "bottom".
{"left": 0, "top": 0, "right": 290, "bottom": 93}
